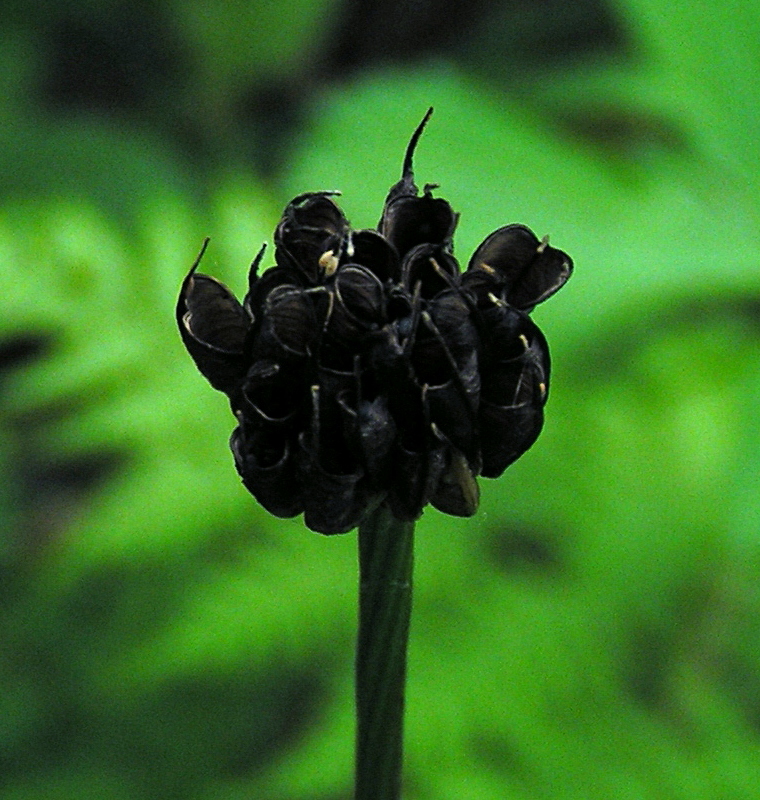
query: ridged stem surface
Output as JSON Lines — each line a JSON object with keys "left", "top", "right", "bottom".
{"left": 355, "top": 503, "right": 415, "bottom": 800}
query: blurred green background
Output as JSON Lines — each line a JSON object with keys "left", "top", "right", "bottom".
{"left": 2, "top": 1, "right": 760, "bottom": 798}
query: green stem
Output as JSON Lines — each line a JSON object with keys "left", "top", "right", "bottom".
{"left": 355, "top": 502, "right": 415, "bottom": 800}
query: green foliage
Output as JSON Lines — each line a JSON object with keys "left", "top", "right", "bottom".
{"left": 2, "top": 1, "right": 760, "bottom": 798}
{"left": 169, "top": 0, "right": 344, "bottom": 89}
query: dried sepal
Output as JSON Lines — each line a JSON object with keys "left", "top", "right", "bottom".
{"left": 478, "top": 386, "right": 545, "bottom": 479}
{"left": 337, "top": 390, "right": 397, "bottom": 490}
{"left": 176, "top": 239, "right": 251, "bottom": 393}
{"left": 230, "top": 420, "right": 303, "bottom": 518}
{"left": 332, "top": 265, "right": 386, "bottom": 328}
{"left": 401, "top": 244, "right": 461, "bottom": 299}
{"left": 386, "top": 434, "right": 445, "bottom": 522}
{"left": 240, "top": 360, "right": 302, "bottom": 425}
{"left": 379, "top": 109, "right": 458, "bottom": 258}
{"left": 275, "top": 192, "right": 349, "bottom": 284}
{"left": 466, "top": 224, "right": 573, "bottom": 310}
{"left": 298, "top": 384, "right": 376, "bottom": 533}
{"left": 259, "top": 286, "right": 318, "bottom": 358}
{"left": 343, "top": 229, "right": 401, "bottom": 284}
{"left": 428, "top": 425, "right": 479, "bottom": 517}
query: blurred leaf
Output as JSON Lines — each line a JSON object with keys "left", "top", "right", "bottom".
{"left": 0, "top": 117, "right": 201, "bottom": 223}
{"left": 169, "top": 0, "right": 343, "bottom": 94}
{"left": 605, "top": 0, "right": 760, "bottom": 172}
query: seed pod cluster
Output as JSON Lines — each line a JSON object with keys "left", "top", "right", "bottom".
{"left": 177, "top": 109, "right": 572, "bottom": 533}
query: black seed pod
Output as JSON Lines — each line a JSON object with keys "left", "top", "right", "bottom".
{"left": 177, "top": 109, "right": 572, "bottom": 533}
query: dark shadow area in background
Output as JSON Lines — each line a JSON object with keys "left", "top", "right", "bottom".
{"left": 33, "top": 0, "right": 624, "bottom": 176}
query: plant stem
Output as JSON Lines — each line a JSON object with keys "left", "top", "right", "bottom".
{"left": 355, "top": 502, "right": 415, "bottom": 800}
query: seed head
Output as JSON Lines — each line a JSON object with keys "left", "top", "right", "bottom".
{"left": 177, "top": 110, "right": 572, "bottom": 533}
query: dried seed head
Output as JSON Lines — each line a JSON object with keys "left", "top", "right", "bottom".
{"left": 177, "top": 111, "right": 572, "bottom": 533}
